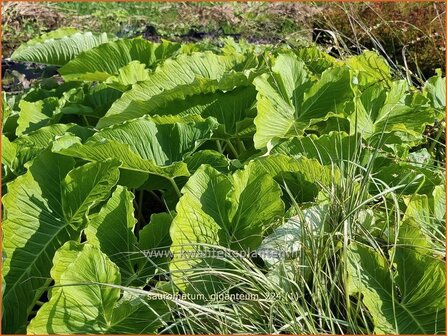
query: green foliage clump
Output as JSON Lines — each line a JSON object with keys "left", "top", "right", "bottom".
{"left": 2, "top": 29, "right": 445, "bottom": 335}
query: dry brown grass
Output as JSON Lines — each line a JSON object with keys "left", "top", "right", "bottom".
{"left": 176, "top": 2, "right": 322, "bottom": 42}
{"left": 2, "top": 2, "right": 64, "bottom": 57}
{"left": 314, "top": 2, "right": 445, "bottom": 79}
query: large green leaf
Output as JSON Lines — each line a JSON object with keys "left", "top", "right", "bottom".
{"left": 424, "top": 71, "right": 445, "bottom": 119}
{"left": 98, "top": 76, "right": 256, "bottom": 133}
{"left": 294, "top": 46, "right": 338, "bottom": 74}
{"left": 105, "top": 61, "right": 151, "bottom": 91}
{"left": 2, "top": 137, "right": 19, "bottom": 190}
{"left": 87, "top": 187, "right": 173, "bottom": 286}
{"left": 184, "top": 150, "right": 230, "bottom": 174}
{"left": 137, "top": 212, "right": 174, "bottom": 279}
{"left": 60, "top": 83, "right": 123, "bottom": 118}
{"left": 403, "top": 185, "right": 445, "bottom": 254}
{"left": 60, "top": 38, "right": 181, "bottom": 81}
{"left": 27, "top": 242, "right": 168, "bottom": 334}
{"left": 86, "top": 186, "right": 138, "bottom": 284}
{"left": 6, "top": 123, "right": 92, "bottom": 176}
{"left": 371, "top": 157, "right": 443, "bottom": 195}
{"left": 1, "top": 135, "right": 16, "bottom": 170}
{"left": 346, "top": 51, "right": 391, "bottom": 87}
{"left": 15, "top": 81, "right": 114, "bottom": 136}
{"left": 253, "top": 53, "right": 353, "bottom": 148}
{"left": 11, "top": 30, "right": 112, "bottom": 66}
{"left": 347, "top": 234, "right": 445, "bottom": 334}
{"left": 350, "top": 80, "right": 435, "bottom": 141}
{"left": 249, "top": 154, "right": 340, "bottom": 204}
{"left": 2, "top": 151, "right": 119, "bottom": 333}
{"left": 16, "top": 97, "right": 60, "bottom": 136}
{"left": 253, "top": 53, "right": 309, "bottom": 148}
{"left": 52, "top": 117, "right": 218, "bottom": 189}
{"left": 271, "top": 132, "right": 361, "bottom": 166}
{"left": 98, "top": 51, "right": 249, "bottom": 128}
{"left": 170, "top": 164, "right": 284, "bottom": 290}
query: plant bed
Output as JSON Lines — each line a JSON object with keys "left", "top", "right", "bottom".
{"left": 1, "top": 29, "right": 445, "bottom": 335}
